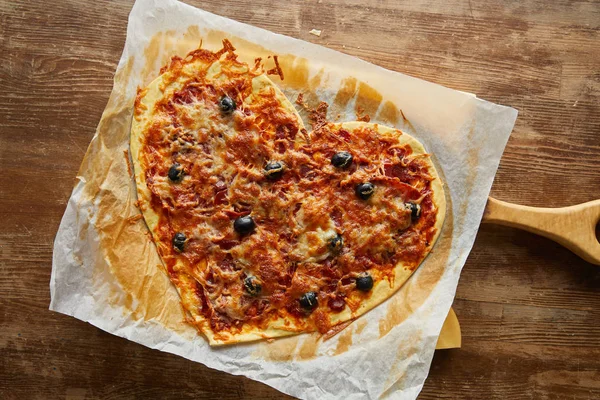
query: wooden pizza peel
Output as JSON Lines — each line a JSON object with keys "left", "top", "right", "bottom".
{"left": 436, "top": 196, "right": 600, "bottom": 350}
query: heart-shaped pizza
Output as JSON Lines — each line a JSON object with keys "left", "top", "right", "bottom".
{"left": 131, "top": 41, "right": 446, "bottom": 345}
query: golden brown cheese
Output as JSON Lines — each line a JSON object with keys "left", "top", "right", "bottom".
{"left": 131, "top": 42, "right": 444, "bottom": 345}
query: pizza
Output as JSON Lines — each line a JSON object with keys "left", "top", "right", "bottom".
{"left": 130, "top": 41, "right": 446, "bottom": 345}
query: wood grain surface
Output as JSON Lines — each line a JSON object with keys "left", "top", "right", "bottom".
{"left": 483, "top": 197, "right": 600, "bottom": 265}
{"left": 1, "top": 0, "right": 599, "bottom": 398}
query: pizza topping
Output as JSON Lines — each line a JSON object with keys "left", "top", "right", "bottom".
{"left": 408, "top": 202, "right": 421, "bottom": 221}
{"left": 172, "top": 232, "right": 187, "bottom": 252}
{"left": 328, "top": 295, "right": 346, "bottom": 312}
{"left": 328, "top": 234, "right": 343, "bottom": 255}
{"left": 355, "top": 273, "right": 374, "bottom": 292}
{"left": 134, "top": 43, "right": 441, "bottom": 341}
{"left": 299, "top": 291, "right": 318, "bottom": 311}
{"left": 168, "top": 163, "right": 184, "bottom": 182}
{"left": 355, "top": 182, "right": 375, "bottom": 200}
{"left": 142, "top": 121, "right": 438, "bottom": 336}
{"left": 264, "top": 161, "right": 284, "bottom": 180}
{"left": 234, "top": 216, "right": 256, "bottom": 235}
{"left": 219, "top": 95, "right": 236, "bottom": 114}
{"left": 142, "top": 119, "right": 438, "bottom": 337}
{"left": 243, "top": 275, "right": 262, "bottom": 296}
{"left": 331, "top": 151, "right": 353, "bottom": 168}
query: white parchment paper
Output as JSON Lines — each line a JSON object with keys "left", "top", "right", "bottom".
{"left": 50, "top": 0, "right": 518, "bottom": 398}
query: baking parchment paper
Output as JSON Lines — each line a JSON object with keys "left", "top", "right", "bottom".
{"left": 50, "top": 0, "right": 518, "bottom": 398}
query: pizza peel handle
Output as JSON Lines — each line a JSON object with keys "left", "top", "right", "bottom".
{"left": 481, "top": 197, "right": 600, "bottom": 265}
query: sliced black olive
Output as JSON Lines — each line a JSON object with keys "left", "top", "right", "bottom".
{"left": 355, "top": 182, "right": 375, "bottom": 200}
{"left": 243, "top": 276, "right": 262, "bottom": 296}
{"left": 355, "top": 274, "right": 374, "bottom": 292}
{"left": 234, "top": 215, "right": 256, "bottom": 235}
{"left": 172, "top": 232, "right": 186, "bottom": 252}
{"left": 408, "top": 202, "right": 421, "bottom": 221}
{"left": 264, "top": 161, "right": 284, "bottom": 180}
{"left": 328, "top": 234, "right": 343, "bottom": 254}
{"left": 168, "top": 163, "right": 184, "bottom": 182}
{"left": 299, "top": 291, "right": 318, "bottom": 311}
{"left": 219, "top": 95, "right": 236, "bottom": 113}
{"left": 331, "top": 151, "right": 353, "bottom": 168}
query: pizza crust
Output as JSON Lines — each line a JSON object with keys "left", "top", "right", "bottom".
{"left": 324, "top": 122, "right": 446, "bottom": 328}
{"left": 131, "top": 54, "right": 312, "bottom": 345}
{"left": 131, "top": 51, "right": 445, "bottom": 346}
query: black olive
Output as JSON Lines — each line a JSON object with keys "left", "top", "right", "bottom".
{"left": 264, "top": 161, "right": 284, "bottom": 180}
{"left": 219, "top": 95, "right": 236, "bottom": 113}
{"left": 299, "top": 291, "right": 318, "bottom": 311}
{"left": 408, "top": 202, "right": 421, "bottom": 221}
{"left": 355, "top": 182, "right": 375, "bottom": 200}
{"left": 328, "top": 234, "right": 343, "bottom": 254}
{"left": 168, "top": 163, "right": 184, "bottom": 182}
{"left": 234, "top": 215, "right": 256, "bottom": 235}
{"left": 355, "top": 274, "right": 374, "bottom": 292}
{"left": 331, "top": 151, "right": 353, "bottom": 168}
{"left": 243, "top": 276, "right": 262, "bottom": 296}
{"left": 172, "top": 232, "right": 186, "bottom": 252}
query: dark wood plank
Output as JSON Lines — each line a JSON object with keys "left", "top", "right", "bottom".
{"left": 1, "top": 0, "right": 599, "bottom": 399}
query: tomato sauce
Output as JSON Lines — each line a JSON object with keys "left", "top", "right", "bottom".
{"left": 136, "top": 41, "right": 440, "bottom": 337}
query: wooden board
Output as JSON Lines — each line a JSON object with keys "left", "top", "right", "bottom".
{"left": 436, "top": 308, "right": 462, "bottom": 350}
{"left": 1, "top": 0, "right": 599, "bottom": 398}
{"left": 483, "top": 197, "right": 600, "bottom": 265}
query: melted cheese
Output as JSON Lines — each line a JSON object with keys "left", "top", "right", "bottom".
{"left": 131, "top": 43, "right": 445, "bottom": 345}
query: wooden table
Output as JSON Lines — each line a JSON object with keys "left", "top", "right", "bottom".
{"left": 2, "top": 0, "right": 599, "bottom": 398}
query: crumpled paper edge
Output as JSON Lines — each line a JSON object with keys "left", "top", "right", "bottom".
{"left": 50, "top": 0, "right": 519, "bottom": 398}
